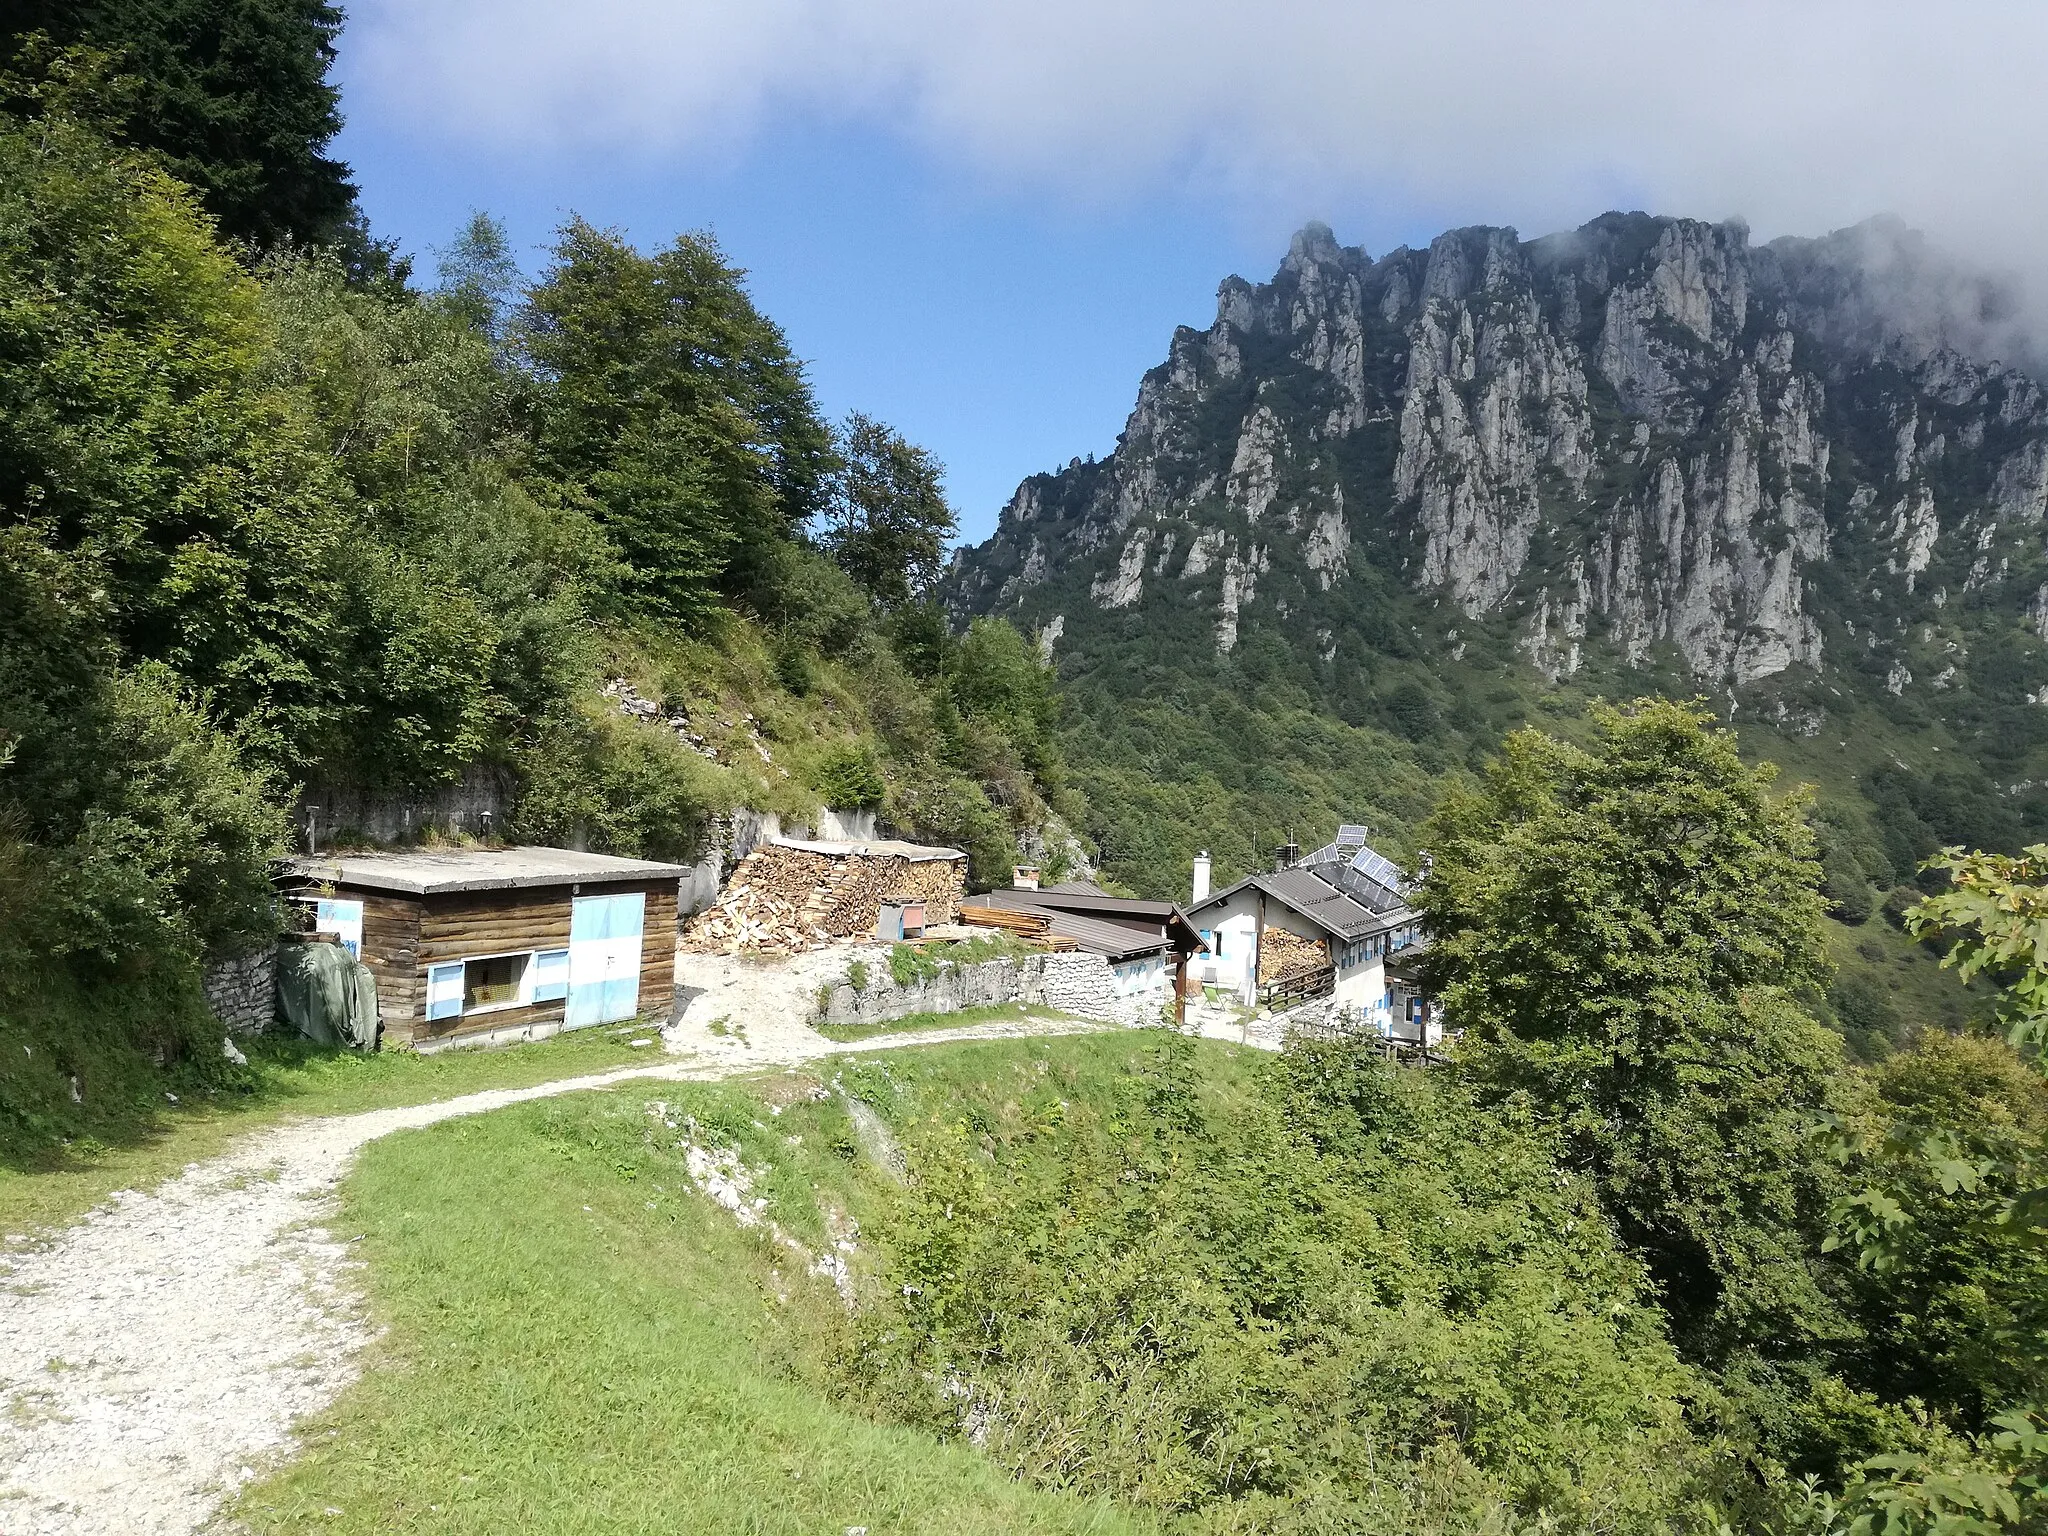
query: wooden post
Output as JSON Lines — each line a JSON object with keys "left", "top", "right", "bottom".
{"left": 1253, "top": 887, "right": 1266, "bottom": 1007}
{"left": 1174, "top": 950, "right": 1188, "bottom": 1027}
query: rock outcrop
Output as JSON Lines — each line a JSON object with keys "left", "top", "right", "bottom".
{"left": 952, "top": 212, "right": 2048, "bottom": 701}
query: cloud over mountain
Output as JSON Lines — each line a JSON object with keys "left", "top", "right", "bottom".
{"left": 352, "top": 1, "right": 2047, "bottom": 271}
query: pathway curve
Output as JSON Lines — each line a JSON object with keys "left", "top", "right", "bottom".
{"left": 0, "top": 1009, "right": 1104, "bottom": 1535}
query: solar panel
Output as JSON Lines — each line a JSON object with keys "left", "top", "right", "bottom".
{"left": 1349, "top": 845, "right": 1407, "bottom": 894}
{"left": 1334, "top": 824, "right": 1369, "bottom": 849}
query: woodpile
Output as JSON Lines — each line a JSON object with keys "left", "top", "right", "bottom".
{"left": 680, "top": 841, "right": 967, "bottom": 955}
{"left": 1258, "top": 925, "right": 1330, "bottom": 982}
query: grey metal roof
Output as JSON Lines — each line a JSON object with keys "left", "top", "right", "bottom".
{"left": 1187, "top": 865, "right": 1405, "bottom": 941}
{"left": 1044, "top": 912, "right": 1173, "bottom": 962}
{"left": 965, "top": 888, "right": 1204, "bottom": 959}
{"left": 282, "top": 845, "right": 691, "bottom": 897}
{"left": 1253, "top": 868, "right": 1385, "bottom": 939}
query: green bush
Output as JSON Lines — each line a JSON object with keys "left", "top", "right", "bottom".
{"left": 839, "top": 1033, "right": 1719, "bottom": 1531}
{"left": 510, "top": 700, "right": 732, "bottom": 862}
{"left": 808, "top": 742, "right": 886, "bottom": 811}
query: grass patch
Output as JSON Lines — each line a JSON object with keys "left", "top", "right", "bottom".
{"left": 886, "top": 934, "right": 1032, "bottom": 987}
{"left": 235, "top": 1042, "right": 1159, "bottom": 1535}
{"left": 237, "top": 1033, "right": 1713, "bottom": 1531}
{"left": 0, "top": 1025, "right": 661, "bottom": 1240}
{"left": 813, "top": 1003, "right": 1087, "bottom": 1044}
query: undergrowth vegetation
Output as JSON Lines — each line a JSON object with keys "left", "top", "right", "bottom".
{"left": 256, "top": 1018, "right": 2048, "bottom": 1533}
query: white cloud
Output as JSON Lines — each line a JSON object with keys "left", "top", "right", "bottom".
{"left": 348, "top": 1, "right": 2048, "bottom": 270}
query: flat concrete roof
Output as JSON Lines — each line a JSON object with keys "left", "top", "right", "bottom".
{"left": 282, "top": 845, "right": 692, "bottom": 897}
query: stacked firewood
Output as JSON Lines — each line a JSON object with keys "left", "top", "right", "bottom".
{"left": 816, "top": 855, "right": 910, "bottom": 935}
{"left": 894, "top": 856, "right": 966, "bottom": 924}
{"left": 680, "top": 844, "right": 969, "bottom": 954}
{"left": 1258, "top": 925, "right": 1330, "bottom": 981}
{"left": 679, "top": 845, "right": 836, "bottom": 954}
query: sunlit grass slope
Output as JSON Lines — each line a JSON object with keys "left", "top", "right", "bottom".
{"left": 238, "top": 1038, "right": 1163, "bottom": 1535}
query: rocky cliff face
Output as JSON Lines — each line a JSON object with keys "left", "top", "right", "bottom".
{"left": 953, "top": 213, "right": 2048, "bottom": 710}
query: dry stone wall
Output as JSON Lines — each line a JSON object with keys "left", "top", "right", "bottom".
{"left": 816, "top": 950, "right": 1170, "bottom": 1029}
{"left": 203, "top": 950, "right": 275, "bottom": 1036}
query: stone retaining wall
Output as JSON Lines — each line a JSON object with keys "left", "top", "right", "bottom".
{"left": 203, "top": 950, "right": 275, "bottom": 1036}
{"left": 815, "top": 949, "right": 1172, "bottom": 1030}
{"left": 818, "top": 953, "right": 1045, "bottom": 1028}
{"left": 1040, "top": 952, "right": 1169, "bottom": 1027}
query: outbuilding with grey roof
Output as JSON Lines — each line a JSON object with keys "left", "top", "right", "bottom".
{"left": 279, "top": 846, "right": 688, "bottom": 1050}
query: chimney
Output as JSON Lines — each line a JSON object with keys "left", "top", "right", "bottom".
{"left": 1191, "top": 850, "right": 1211, "bottom": 904}
{"left": 1273, "top": 840, "right": 1300, "bottom": 872}
{"left": 1012, "top": 864, "right": 1040, "bottom": 890}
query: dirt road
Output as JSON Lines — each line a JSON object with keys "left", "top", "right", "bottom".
{"left": 0, "top": 1005, "right": 1104, "bottom": 1535}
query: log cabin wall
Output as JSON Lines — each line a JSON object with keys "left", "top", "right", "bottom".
{"left": 640, "top": 883, "right": 678, "bottom": 1018}
{"left": 361, "top": 893, "right": 425, "bottom": 1045}
{"left": 409, "top": 878, "right": 679, "bottom": 1045}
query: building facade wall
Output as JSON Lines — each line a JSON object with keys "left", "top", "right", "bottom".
{"left": 1190, "top": 892, "right": 1260, "bottom": 992}
{"left": 312, "top": 876, "right": 679, "bottom": 1049}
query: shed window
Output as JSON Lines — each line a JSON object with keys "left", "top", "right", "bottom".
{"left": 464, "top": 953, "right": 529, "bottom": 1011}
{"left": 426, "top": 962, "right": 464, "bottom": 1021}
{"left": 533, "top": 948, "right": 570, "bottom": 1003}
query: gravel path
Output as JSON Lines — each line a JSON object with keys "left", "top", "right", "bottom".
{"left": 0, "top": 1005, "right": 1105, "bottom": 1536}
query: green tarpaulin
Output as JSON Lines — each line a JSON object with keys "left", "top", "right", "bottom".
{"left": 277, "top": 941, "right": 379, "bottom": 1049}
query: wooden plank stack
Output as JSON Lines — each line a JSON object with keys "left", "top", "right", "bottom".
{"left": 680, "top": 842, "right": 968, "bottom": 955}
{"left": 957, "top": 903, "right": 1052, "bottom": 937}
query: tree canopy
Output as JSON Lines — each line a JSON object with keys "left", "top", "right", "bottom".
{"left": 519, "top": 220, "right": 836, "bottom": 623}
{"left": 2, "top": 0, "right": 354, "bottom": 249}
{"left": 819, "top": 412, "right": 957, "bottom": 608}
{"left": 1418, "top": 699, "right": 1846, "bottom": 1360}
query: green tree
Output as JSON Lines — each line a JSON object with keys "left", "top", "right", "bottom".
{"left": 520, "top": 220, "right": 835, "bottom": 624}
{"left": 434, "top": 211, "right": 522, "bottom": 342}
{"left": 0, "top": 100, "right": 355, "bottom": 768}
{"left": 1811, "top": 849, "right": 2048, "bottom": 1535}
{"left": 2, "top": 0, "right": 355, "bottom": 249}
{"left": 819, "top": 412, "right": 957, "bottom": 608}
{"left": 1417, "top": 698, "right": 1846, "bottom": 1360}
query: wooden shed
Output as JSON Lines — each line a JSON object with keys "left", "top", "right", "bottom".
{"left": 279, "top": 846, "right": 688, "bottom": 1050}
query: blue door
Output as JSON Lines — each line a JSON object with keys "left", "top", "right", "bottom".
{"left": 566, "top": 893, "right": 646, "bottom": 1026}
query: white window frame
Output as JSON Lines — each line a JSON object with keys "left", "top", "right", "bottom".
{"left": 425, "top": 948, "right": 566, "bottom": 1024}
{"left": 456, "top": 949, "right": 537, "bottom": 1017}
{"left": 532, "top": 947, "right": 571, "bottom": 1004}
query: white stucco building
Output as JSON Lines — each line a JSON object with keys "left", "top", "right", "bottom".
{"left": 1184, "top": 829, "right": 1436, "bottom": 1043}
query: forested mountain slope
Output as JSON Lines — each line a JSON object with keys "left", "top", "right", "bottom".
{"left": 0, "top": 40, "right": 1070, "bottom": 1155}
{"left": 952, "top": 216, "right": 2048, "bottom": 942}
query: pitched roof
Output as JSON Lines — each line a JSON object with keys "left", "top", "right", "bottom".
{"left": 283, "top": 845, "right": 691, "bottom": 896}
{"left": 964, "top": 888, "right": 1204, "bottom": 959}
{"left": 1187, "top": 866, "right": 1400, "bottom": 941}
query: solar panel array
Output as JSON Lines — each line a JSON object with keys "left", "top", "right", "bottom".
{"left": 1348, "top": 845, "right": 1407, "bottom": 896}
{"left": 1296, "top": 830, "right": 1410, "bottom": 913}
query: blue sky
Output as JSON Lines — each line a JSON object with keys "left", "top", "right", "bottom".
{"left": 332, "top": 1, "right": 2048, "bottom": 545}
{"left": 336, "top": 104, "right": 1368, "bottom": 544}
